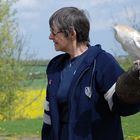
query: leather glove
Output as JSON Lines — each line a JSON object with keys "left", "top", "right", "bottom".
{"left": 115, "top": 60, "right": 140, "bottom": 104}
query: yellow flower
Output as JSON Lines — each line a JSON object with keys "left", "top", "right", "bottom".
{"left": 14, "top": 89, "right": 46, "bottom": 119}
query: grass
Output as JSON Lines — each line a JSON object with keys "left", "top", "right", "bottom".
{"left": 25, "top": 65, "right": 47, "bottom": 74}
{"left": 24, "top": 78, "right": 47, "bottom": 90}
{"left": 122, "top": 112, "right": 140, "bottom": 139}
{"left": 0, "top": 113, "right": 140, "bottom": 139}
{"left": 23, "top": 65, "right": 47, "bottom": 90}
{"left": 0, "top": 118, "right": 43, "bottom": 137}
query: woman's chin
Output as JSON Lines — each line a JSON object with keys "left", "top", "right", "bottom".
{"left": 54, "top": 47, "right": 59, "bottom": 51}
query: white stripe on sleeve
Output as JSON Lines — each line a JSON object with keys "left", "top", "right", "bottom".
{"left": 104, "top": 83, "right": 116, "bottom": 111}
{"left": 43, "top": 113, "right": 51, "bottom": 125}
{"left": 44, "top": 100, "right": 50, "bottom": 111}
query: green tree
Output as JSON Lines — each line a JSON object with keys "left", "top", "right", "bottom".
{"left": 0, "top": 0, "right": 25, "bottom": 120}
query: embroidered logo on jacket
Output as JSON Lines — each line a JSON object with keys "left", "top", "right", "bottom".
{"left": 49, "top": 79, "right": 52, "bottom": 85}
{"left": 85, "top": 86, "right": 92, "bottom": 98}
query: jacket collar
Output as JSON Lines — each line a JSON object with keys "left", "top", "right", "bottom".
{"left": 83, "top": 44, "right": 102, "bottom": 66}
{"left": 48, "top": 44, "right": 102, "bottom": 72}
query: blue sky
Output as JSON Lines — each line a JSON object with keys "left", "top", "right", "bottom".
{"left": 14, "top": 0, "right": 140, "bottom": 59}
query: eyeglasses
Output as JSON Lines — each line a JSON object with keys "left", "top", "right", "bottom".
{"left": 50, "top": 29, "right": 63, "bottom": 36}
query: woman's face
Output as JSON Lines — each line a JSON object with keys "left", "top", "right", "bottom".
{"left": 49, "top": 24, "right": 72, "bottom": 53}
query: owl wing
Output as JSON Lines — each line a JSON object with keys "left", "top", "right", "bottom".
{"left": 133, "top": 36, "right": 140, "bottom": 49}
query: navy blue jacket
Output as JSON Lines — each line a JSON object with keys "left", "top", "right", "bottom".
{"left": 42, "top": 45, "right": 140, "bottom": 140}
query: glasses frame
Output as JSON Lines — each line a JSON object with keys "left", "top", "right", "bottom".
{"left": 50, "top": 29, "right": 63, "bottom": 36}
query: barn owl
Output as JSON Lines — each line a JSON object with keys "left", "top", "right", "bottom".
{"left": 113, "top": 24, "right": 140, "bottom": 59}
{"left": 113, "top": 24, "right": 140, "bottom": 103}
{"left": 114, "top": 24, "right": 140, "bottom": 78}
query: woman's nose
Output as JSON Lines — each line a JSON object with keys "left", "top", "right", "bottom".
{"left": 49, "top": 33, "right": 54, "bottom": 40}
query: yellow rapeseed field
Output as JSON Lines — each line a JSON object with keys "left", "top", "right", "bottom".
{"left": 14, "top": 89, "right": 46, "bottom": 119}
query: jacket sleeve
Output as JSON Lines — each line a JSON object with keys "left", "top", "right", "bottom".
{"left": 41, "top": 90, "right": 52, "bottom": 140}
{"left": 95, "top": 52, "right": 140, "bottom": 116}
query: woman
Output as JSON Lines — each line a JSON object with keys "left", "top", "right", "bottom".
{"left": 42, "top": 7, "right": 140, "bottom": 140}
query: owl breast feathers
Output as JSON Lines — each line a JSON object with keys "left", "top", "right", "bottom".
{"left": 113, "top": 24, "right": 140, "bottom": 59}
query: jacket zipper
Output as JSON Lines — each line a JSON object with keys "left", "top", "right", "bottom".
{"left": 68, "top": 66, "right": 90, "bottom": 120}
{"left": 68, "top": 60, "right": 96, "bottom": 122}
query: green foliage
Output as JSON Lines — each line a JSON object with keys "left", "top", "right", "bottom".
{"left": 0, "top": 0, "right": 25, "bottom": 120}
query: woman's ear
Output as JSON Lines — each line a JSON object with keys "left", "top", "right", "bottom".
{"left": 70, "top": 29, "right": 76, "bottom": 41}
